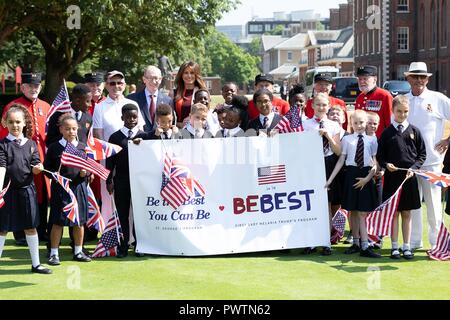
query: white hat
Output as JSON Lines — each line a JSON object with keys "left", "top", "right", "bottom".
{"left": 404, "top": 62, "right": 432, "bottom": 77}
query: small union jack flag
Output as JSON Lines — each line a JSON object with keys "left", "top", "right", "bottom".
{"left": 51, "top": 172, "right": 79, "bottom": 225}
{"left": 86, "top": 184, "right": 105, "bottom": 233}
{"left": 85, "top": 129, "right": 122, "bottom": 161}
{"left": 46, "top": 80, "right": 72, "bottom": 132}
{"left": 413, "top": 170, "right": 450, "bottom": 188}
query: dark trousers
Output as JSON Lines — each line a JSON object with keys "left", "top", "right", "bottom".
{"left": 114, "top": 179, "right": 133, "bottom": 252}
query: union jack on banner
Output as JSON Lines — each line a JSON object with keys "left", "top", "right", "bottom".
{"left": 330, "top": 208, "right": 348, "bottom": 244}
{"left": 46, "top": 80, "right": 72, "bottom": 131}
{"left": 61, "top": 142, "right": 110, "bottom": 180}
{"left": 92, "top": 210, "right": 123, "bottom": 258}
{"left": 160, "top": 152, "right": 205, "bottom": 209}
{"left": 366, "top": 177, "right": 407, "bottom": 237}
{"left": 50, "top": 172, "right": 79, "bottom": 225}
{"left": 412, "top": 169, "right": 450, "bottom": 188}
{"left": 0, "top": 180, "right": 11, "bottom": 208}
{"left": 86, "top": 184, "right": 105, "bottom": 233}
{"left": 427, "top": 222, "right": 450, "bottom": 261}
{"left": 85, "top": 129, "right": 122, "bottom": 161}
{"left": 275, "top": 106, "right": 304, "bottom": 133}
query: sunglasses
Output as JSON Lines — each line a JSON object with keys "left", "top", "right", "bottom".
{"left": 107, "top": 81, "right": 124, "bottom": 86}
{"left": 409, "top": 75, "right": 428, "bottom": 80}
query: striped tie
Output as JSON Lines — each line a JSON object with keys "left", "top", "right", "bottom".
{"left": 354, "top": 134, "right": 364, "bottom": 168}
{"left": 397, "top": 124, "right": 403, "bottom": 134}
{"left": 263, "top": 116, "right": 269, "bottom": 129}
{"left": 319, "top": 120, "right": 329, "bottom": 153}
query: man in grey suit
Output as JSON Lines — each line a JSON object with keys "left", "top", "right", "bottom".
{"left": 127, "top": 65, "right": 175, "bottom": 132}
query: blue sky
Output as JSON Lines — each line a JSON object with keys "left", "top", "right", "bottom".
{"left": 217, "top": 0, "right": 345, "bottom": 25}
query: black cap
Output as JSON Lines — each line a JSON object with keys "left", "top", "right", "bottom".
{"left": 84, "top": 72, "right": 104, "bottom": 84}
{"left": 356, "top": 65, "right": 377, "bottom": 76}
{"left": 255, "top": 74, "right": 274, "bottom": 85}
{"left": 314, "top": 73, "right": 333, "bottom": 83}
{"left": 22, "top": 73, "right": 42, "bottom": 84}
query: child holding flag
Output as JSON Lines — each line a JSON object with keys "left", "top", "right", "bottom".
{"left": 0, "top": 104, "right": 51, "bottom": 274}
{"left": 376, "top": 95, "right": 426, "bottom": 259}
{"left": 325, "top": 109, "right": 380, "bottom": 258}
{"left": 44, "top": 113, "right": 92, "bottom": 265}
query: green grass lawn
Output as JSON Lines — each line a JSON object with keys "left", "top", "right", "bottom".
{"left": 0, "top": 212, "right": 449, "bottom": 300}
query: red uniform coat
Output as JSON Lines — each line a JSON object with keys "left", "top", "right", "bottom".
{"left": 248, "top": 96, "right": 290, "bottom": 121}
{"left": 355, "top": 87, "right": 393, "bottom": 138}
{"left": 0, "top": 96, "right": 51, "bottom": 203}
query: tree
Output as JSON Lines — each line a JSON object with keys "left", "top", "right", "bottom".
{"left": 265, "top": 25, "right": 284, "bottom": 36}
{"left": 10, "top": 0, "right": 238, "bottom": 101}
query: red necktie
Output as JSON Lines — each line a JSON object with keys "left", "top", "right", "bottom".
{"left": 149, "top": 95, "right": 156, "bottom": 123}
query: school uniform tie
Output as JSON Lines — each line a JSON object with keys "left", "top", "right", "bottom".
{"left": 319, "top": 120, "right": 329, "bottom": 153}
{"left": 163, "top": 132, "right": 169, "bottom": 139}
{"left": 263, "top": 116, "right": 269, "bottom": 129}
{"left": 127, "top": 129, "right": 133, "bottom": 140}
{"left": 149, "top": 94, "right": 156, "bottom": 124}
{"left": 397, "top": 124, "right": 403, "bottom": 134}
{"left": 354, "top": 134, "right": 364, "bottom": 168}
{"left": 14, "top": 138, "right": 21, "bottom": 146}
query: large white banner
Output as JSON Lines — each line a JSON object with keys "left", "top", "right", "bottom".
{"left": 129, "top": 132, "right": 331, "bottom": 256}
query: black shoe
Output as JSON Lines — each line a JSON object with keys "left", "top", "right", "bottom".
{"left": 390, "top": 249, "right": 401, "bottom": 259}
{"left": 344, "top": 244, "right": 360, "bottom": 254}
{"left": 73, "top": 251, "right": 92, "bottom": 262}
{"left": 302, "top": 247, "right": 317, "bottom": 255}
{"left": 116, "top": 250, "right": 128, "bottom": 258}
{"left": 31, "top": 264, "right": 52, "bottom": 274}
{"left": 360, "top": 247, "right": 381, "bottom": 258}
{"left": 402, "top": 249, "right": 414, "bottom": 260}
{"left": 321, "top": 247, "right": 332, "bottom": 256}
{"left": 135, "top": 252, "right": 145, "bottom": 258}
{"left": 48, "top": 255, "right": 60, "bottom": 266}
{"left": 15, "top": 238, "right": 27, "bottom": 246}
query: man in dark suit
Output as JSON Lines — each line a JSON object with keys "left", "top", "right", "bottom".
{"left": 127, "top": 65, "right": 175, "bottom": 132}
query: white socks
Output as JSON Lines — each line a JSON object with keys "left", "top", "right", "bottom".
{"left": 74, "top": 246, "right": 82, "bottom": 255}
{"left": 392, "top": 241, "right": 399, "bottom": 250}
{"left": 0, "top": 235, "right": 6, "bottom": 258}
{"left": 402, "top": 243, "right": 411, "bottom": 251}
{"left": 50, "top": 248, "right": 59, "bottom": 257}
{"left": 25, "top": 234, "right": 40, "bottom": 268}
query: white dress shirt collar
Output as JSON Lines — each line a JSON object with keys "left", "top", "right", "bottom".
{"left": 6, "top": 133, "right": 27, "bottom": 145}
{"left": 120, "top": 126, "right": 140, "bottom": 139}
{"left": 59, "top": 137, "right": 78, "bottom": 147}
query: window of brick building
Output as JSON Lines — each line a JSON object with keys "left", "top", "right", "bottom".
{"left": 397, "top": 27, "right": 409, "bottom": 52}
{"left": 397, "top": 0, "right": 409, "bottom": 12}
{"left": 287, "top": 51, "right": 293, "bottom": 61}
{"left": 397, "top": 65, "right": 409, "bottom": 80}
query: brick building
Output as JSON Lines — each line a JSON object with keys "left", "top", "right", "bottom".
{"left": 354, "top": 0, "right": 450, "bottom": 95}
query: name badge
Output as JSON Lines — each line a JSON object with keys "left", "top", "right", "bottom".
{"left": 365, "top": 100, "right": 382, "bottom": 112}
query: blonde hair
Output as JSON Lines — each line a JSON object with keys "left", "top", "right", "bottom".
{"left": 190, "top": 103, "right": 208, "bottom": 115}
{"left": 393, "top": 95, "right": 409, "bottom": 110}
{"left": 313, "top": 92, "right": 329, "bottom": 105}
{"left": 366, "top": 111, "right": 380, "bottom": 121}
{"left": 328, "top": 106, "right": 344, "bottom": 115}
{"left": 352, "top": 109, "right": 368, "bottom": 122}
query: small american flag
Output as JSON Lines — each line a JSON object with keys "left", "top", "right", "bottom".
{"left": 46, "top": 80, "right": 72, "bottom": 131}
{"left": 413, "top": 170, "right": 450, "bottom": 188}
{"left": 86, "top": 184, "right": 105, "bottom": 233}
{"left": 61, "top": 142, "right": 110, "bottom": 181}
{"left": 85, "top": 129, "right": 122, "bottom": 161}
{"left": 160, "top": 152, "right": 205, "bottom": 209}
{"left": 0, "top": 180, "right": 11, "bottom": 208}
{"left": 91, "top": 211, "right": 123, "bottom": 258}
{"left": 51, "top": 172, "right": 79, "bottom": 225}
{"left": 427, "top": 222, "right": 450, "bottom": 261}
{"left": 366, "top": 177, "right": 407, "bottom": 237}
{"left": 257, "top": 165, "right": 286, "bottom": 185}
{"left": 330, "top": 208, "right": 348, "bottom": 244}
{"left": 276, "top": 106, "right": 304, "bottom": 133}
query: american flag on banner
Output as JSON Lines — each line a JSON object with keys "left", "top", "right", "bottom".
{"left": 50, "top": 172, "right": 79, "bottom": 225}
{"left": 91, "top": 211, "right": 123, "bottom": 258}
{"left": 275, "top": 106, "right": 304, "bottom": 133}
{"left": 257, "top": 165, "right": 286, "bottom": 185}
{"left": 330, "top": 208, "right": 348, "bottom": 244}
{"left": 427, "top": 222, "right": 450, "bottom": 261}
{"left": 86, "top": 184, "right": 105, "bottom": 233}
{"left": 61, "top": 142, "right": 110, "bottom": 180}
{"left": 85, "top": 129, "right": 122, "bottom": 161}
{"left": 366, "top": 177, "right": 407, "bottom": 237}
{"left": 46, "top": 80, "right": 72, "bottom": 131}
{"left": 412, "top": 170, "right": 450, "bottom": 188}
{"left": 0, "top": 180, "right": 11, "bottom": 208}
{"left": 160, "top": 152, "right": 205, "bottom": 209}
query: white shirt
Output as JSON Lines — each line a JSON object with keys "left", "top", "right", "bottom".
{"left": 185, "top": 122, "right": 205, "bottom": 138}
{"left": 406, "top": 88, "right": 450, "bottom": 166}
{"left": 120, "top": 126, "right": 140, "bottom": 139}
{"left": 392, "top": 119, "right": 409, "bottom": 132}
{"left": 160, "top": 129, "right": 173, "bottom": 139}
{"left": 342, "top": 132, "right": 377, "bottom": 167}
{"left": 303, "top": 117, "right": 341, "bottom": 157}
{"left": 223, "top": 126, "right": 243, "bottom": 137}
{"left": 259, "top": 112, "right": 275, "bottom": 128}
{"left": 6, "top": 133, "right": 27, "bottom": 146}
{"left": 92, "top": 96, "right": 144, "bottom": 141}
{"left": 59, "top": 137, "right": 78, "bottom": 148}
